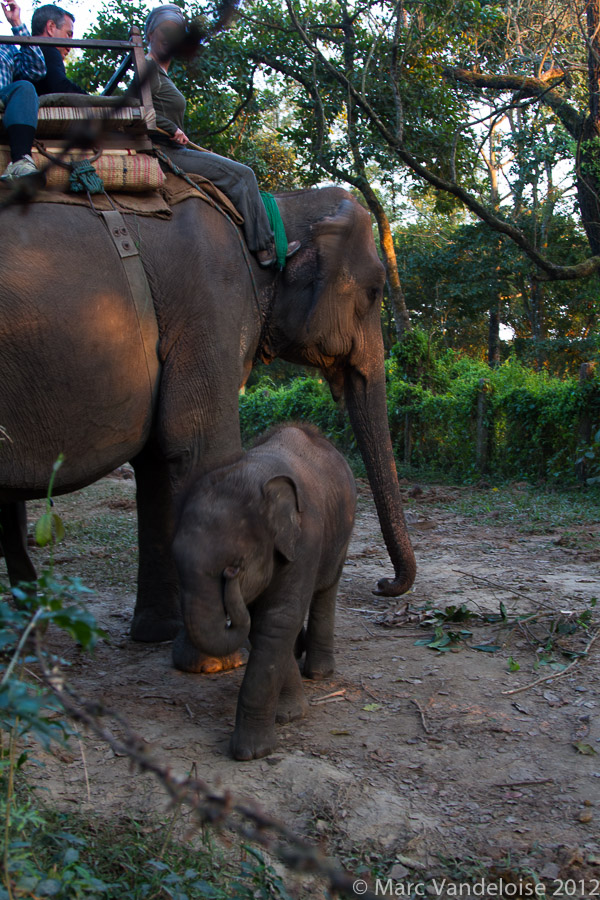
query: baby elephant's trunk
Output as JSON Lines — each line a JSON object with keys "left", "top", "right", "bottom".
{"left": 183, "top": 566, "right": 251, "bottom": 658}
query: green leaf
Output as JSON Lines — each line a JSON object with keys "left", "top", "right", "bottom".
{"left": 573, "top": 741, "right": 598, "bottom": 756}
{"left": 508, "top": 656, "right": 520, "bottom": 672}
{"left": 472, "top": 644, "right": 501, "bottom": 653}
{"left": 52, "top": 513, "right": 66, "bottom": 543}
{"left": 34, "top": 512, "right": 65, "bottom": 547}
{"left": 63, "top": 847, "right": 80, "bottom": 865}
{"left": 35, "top": 513, "right": 53, "bottom": 547}
{"left": 362, "top": 703, "right": 382, "bottom": 712}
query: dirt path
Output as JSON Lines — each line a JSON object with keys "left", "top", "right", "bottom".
{"left": 21, "top": 474, "right": 600, "bottom": 888}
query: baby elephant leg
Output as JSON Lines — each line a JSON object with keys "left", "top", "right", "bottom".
{"left": 231, "top": 629, "right": 308, "bottom": 761}
{"left": 276, "top": 651, "right": 309, "bottom": 724}
{"left": 303, "top": 580, "right": 338, "bottom": 680}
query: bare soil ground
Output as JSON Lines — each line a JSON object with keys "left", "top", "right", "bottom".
{"left": 18, "top": 473, "right": 600, "bottom": 893}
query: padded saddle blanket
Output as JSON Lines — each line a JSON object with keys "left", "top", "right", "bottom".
{"left": 0, "top": 146, "right": 165, "bottom": 192}
{"left": 0, "top": 171, "right": 244, "bottom": 223}
{"left": 0, "top": 93, "right": 147, "bottom": 137}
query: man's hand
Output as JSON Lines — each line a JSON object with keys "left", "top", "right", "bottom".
{"left": 172, "top": 128, "right": 189, "bottom": 146}
{"left": 2, "top": 1, "right": 22, "bottom": 27}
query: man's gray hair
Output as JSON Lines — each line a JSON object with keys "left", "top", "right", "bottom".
{"left": 31, "top": 4, "right": 75, "bottom": 36}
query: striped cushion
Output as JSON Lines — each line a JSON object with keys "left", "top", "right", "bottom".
{"left": 0, "top": 95, "right": 147, "bottom": 136}
{"left": 0, "top": 147, "right": 164, "bottom": 192}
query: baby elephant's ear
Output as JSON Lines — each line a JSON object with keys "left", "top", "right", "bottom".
{"left": 262, "top": 475, "right": 302, "bottom": 562}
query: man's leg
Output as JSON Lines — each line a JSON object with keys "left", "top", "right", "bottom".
{"left": 160, "top": 145, "right": 274, "bottom": 252}
{"left": 0, "top": 81, "right": 39, "bottom": 179}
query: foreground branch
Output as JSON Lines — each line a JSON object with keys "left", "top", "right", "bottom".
{"left": 38, "top": 648, "right": 378, "bottom": 900}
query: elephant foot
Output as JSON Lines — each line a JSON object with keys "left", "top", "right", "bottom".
{"left": 230, "top": 723, "right": 277, "bottom": 761}
{"left": 196, "top": 651, "right": 246, "bottom": 674}
{"left": 276, "top": 692, "right": 308, "bottom": 724}
{"left": 131, "top": 610, "right": 181, "bottom": 643}
{"left": 303, "top": 649, "right": 335, "bottom": 680}
{"left": 172, "top": 630, "right": 246, "bottom": 673}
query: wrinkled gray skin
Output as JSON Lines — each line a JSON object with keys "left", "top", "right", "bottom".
{"left": 173, "top": 424, "right": 356, "bottom": 760}
{"left": 0, "top": 187, "right": 416, "bottom": 643}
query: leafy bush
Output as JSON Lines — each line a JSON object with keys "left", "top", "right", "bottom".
{"left": 240, "top": 375, "right": 355, "bottom": 450}
{"left": 241, "top": 337, "right": 600, "bottom": 484}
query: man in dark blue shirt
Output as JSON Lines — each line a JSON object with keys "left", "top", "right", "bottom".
{"left": 30, "top": 4, "right": 86, "bottom": 95}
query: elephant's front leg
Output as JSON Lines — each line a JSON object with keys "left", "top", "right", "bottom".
{"left": 130, "top": 448, "right": 182, "bottom": 642}
{"left": 231, "top": 622, "right": 305, "bottom": 760}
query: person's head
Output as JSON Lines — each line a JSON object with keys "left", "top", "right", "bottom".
{"left": 145, "top": 4, "right": 186, "bottom": 63}
{"left": 31, "top": 4, "right": 75, "bottom": 58}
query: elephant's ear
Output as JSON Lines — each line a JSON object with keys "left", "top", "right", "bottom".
{"left": 310, "top": 199, "right": 356, "bottom": 285}
{"left": 262, "top": 475, "right": 302, "bottom": 563}
{"left": 302, "top": 199, "right": 360, "bottom": 347}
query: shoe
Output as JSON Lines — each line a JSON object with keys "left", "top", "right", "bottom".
{"left": 257, "top": 240, "right": 302, "bottom": 267}
{"left": 1, "top": 154, "right": 38, "bottom": 182}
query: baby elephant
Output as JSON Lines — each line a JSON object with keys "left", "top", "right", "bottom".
{"left": 172, "top": 424, "right": 356, "bottom": 760}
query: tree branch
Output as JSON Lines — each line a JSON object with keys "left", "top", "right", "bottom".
{"left": 443, "top": 66, "right": 584, "bottom": 138}
{"left": 283, "top": 2, "right": 600, "bottom": 281}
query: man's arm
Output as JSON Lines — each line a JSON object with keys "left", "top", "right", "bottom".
{"left": 38, "top": 46, "right": 87, "bottom": 94}
{"left": 2, "top": 1, "right": 46, "bottom": 81}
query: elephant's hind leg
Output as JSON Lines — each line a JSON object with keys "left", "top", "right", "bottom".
{"left": 303, "top": 579, "right": 338, "bottom": 680}
{"left": 0, "top": 502, "right": 37, "bottom": 588}
{"left": 130, "top": 449, "right": 182, "bottom": 642}
{"left": 276, "top": 651, "right": 309, "bottom": 724}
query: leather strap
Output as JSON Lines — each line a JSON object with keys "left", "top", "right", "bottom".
{"left": 99, "top": 209, "right": 160, "bottom": 404}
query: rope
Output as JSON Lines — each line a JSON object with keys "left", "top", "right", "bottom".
{"left": 152, "top": 145, "right": 269, "bottom": 357}
{"left": 259, "top": 191, "right": 288, "bottom": 270}
{"left": 33, "top": 142, "right": 105, "bottom": 194}
{"left": 69, "top": 158, "right": 105, "bottom": 194}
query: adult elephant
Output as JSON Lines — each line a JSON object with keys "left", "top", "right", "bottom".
{"left": 0, "top": 185, "right": 416, "bottom": 642}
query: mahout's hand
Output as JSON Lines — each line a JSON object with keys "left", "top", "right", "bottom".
{"left": 172, "top": 128, "right": 189, "bottom": 146}
{"left": 2, "top": 1, "right": 21, "bottom": 27}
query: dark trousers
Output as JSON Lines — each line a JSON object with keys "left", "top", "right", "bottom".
{"left": 160, "top": 145, "right": 273, "bottom": 253}
{"left": 0, "top": 80, "right": 39, "bottom": 129}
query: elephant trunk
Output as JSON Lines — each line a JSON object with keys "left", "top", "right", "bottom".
{"left": 345, "top": 366, "right": 416, "bottom": 596}
{"left": 182, "top": 567, "right": 251, "bottom": 657}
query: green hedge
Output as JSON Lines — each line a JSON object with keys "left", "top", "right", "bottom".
{"left": 239, "top": 350, "right": 600, "bottom": 483}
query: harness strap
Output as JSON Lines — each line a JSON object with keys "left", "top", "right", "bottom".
{"left": 98, "top": 209, "right": 160, "bottom": 406}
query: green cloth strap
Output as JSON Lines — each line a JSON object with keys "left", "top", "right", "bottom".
{"left": 69, "top": 159, "right": 104, "bottom": 194}
{"left": 260, "top": 190, "right": 287, "bottom": 269}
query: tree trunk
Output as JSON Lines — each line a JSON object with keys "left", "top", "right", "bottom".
{"left": 368, "top": 193, "right": 412, "bottom": 340}
{"left": 578, "top": 1, "right": 600, "bottom": 255}
{"left": 488, "top": 301, "right": 501, "bottom": 367}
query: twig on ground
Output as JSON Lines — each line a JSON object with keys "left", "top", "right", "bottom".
{"left": 360, "top": 678, "right": 383, "bottom": 703}
{"left": 312, "top": 690, "right": 347, "bottom": 705}
{"left": 453, "top": 569, "right": 556, "bottom": 610}
{"left": 502, "top": 628, "right": 600, "bottom": 696}
{"left": 73, "top": 724, "right": 91, "bottom": 803}
{"left": 411, "top": 698, "right": 431, "bottom": 734}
